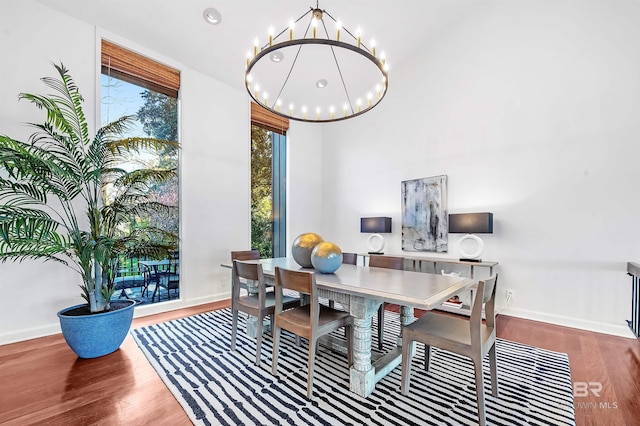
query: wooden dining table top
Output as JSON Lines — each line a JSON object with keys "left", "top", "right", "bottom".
{"left": 224, "top": 257, "right": 473, "bottom": 310}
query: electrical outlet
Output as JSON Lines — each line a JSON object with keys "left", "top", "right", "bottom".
{"left": 506, "top": 289, "right": 515, "bottom": 302}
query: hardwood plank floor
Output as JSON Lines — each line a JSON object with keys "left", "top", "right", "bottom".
{"left": 1, "top": 302, "right": 638, "bottom": 425}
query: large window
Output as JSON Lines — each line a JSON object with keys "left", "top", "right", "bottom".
{"left": 251, "top": 103, "right": 288, "bottom": 258}
{"left": 101, "top": 40, "right": 180, "bottom": 305}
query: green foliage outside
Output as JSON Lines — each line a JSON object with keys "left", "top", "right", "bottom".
{"left": 136, "top": 90, "right": 179, "bottom": 238}
{"left": 251, "top": 125, "right": 273, "bottom": 258}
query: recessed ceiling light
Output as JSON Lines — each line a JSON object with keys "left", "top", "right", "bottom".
{"left": 203, "top": 8, "right": 222, "bottom": 25}
{"left": 270, "top": 51, "right": 284, "bottom": 63}
{"left": 316, "top": 79, "right": 328, "bottom": 88}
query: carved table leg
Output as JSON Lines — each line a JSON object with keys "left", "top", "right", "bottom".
{"left": 397, "top": 305, "right": 415, "bottom": 346}
{"left": 399, "top": 305, "right": 416, "bottom": 358}
{"left": 349, "top": 295, "right": 381, "bottom": 397}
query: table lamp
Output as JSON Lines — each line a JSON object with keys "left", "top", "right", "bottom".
{"left": 448, "top": 213, "right": 493, "bottom": 262}
{"left": 361, "top": 217, "right": 392, "bottom": 254}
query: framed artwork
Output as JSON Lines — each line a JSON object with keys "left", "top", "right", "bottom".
{"left": 401, "top": 175, "right": 448, "bottom": 252}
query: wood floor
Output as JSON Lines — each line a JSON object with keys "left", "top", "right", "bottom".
{"left": 1, "top": 302, "right": 638, "bottom": 426}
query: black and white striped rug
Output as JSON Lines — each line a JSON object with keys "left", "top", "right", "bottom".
{"left": 132, "top": 309, "right": 575, "bottom": 425}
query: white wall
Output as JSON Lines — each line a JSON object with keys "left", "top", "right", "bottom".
{"left": 0, "top": 0, "right": 323, "bottom": 345}
{"left": 0, "top": 0, "right": 277, "bottom": 344}
{"left": 3, "top": 0, "right": 638, "bottom": 344}
{"left": 287, "top": 122, "right": 325, "bottom": 250}
{"left": 322, "top": 0, "right": 640, "bottom": 336}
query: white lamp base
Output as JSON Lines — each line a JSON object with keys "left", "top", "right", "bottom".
{"left": 458, "top": 234, "right": 484, "bottom": 262}
{"left": 367, "top": 233, "right": 386, "bottom": 254}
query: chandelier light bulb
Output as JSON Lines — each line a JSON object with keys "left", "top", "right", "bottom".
{"left": 356, "top": 27, "right": 362, "bottom": 48}
{"left": 343, "top": 103, "right": 348, "bottom": 117}
{"left": 269, "top": 26, "right": 274, "bottom": 46}
{"left": 357, "top": 98, "right": 362, "bottom": 112}
{"left": 367, "top": 92, "right": 373, "bottom": 107}
{"left": 253, "top": 37, "right": 259, "bottom": 56}
{"left": 370, "top": 39, "right": 376, "bottom": 57}
{"left": 302, "top": 105, "right": 307, "bottom": 119}
{"left": 376, "top": 84, "right": 382, "bottom": 98}
{"left": 329, "top": 105, "right": 335, "bottom": 119}
{"left": 289, "top": 19, "right": 295, "bottom": 40}
{"left": 336, "top": 21, "right": 341, "bottom": 41}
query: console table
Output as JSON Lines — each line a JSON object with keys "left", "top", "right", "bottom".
{"left": 359, "top": 253, "right": 498, "bottom": 315}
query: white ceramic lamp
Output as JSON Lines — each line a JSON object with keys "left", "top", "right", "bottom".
{"left": 448, "top": 213, "right": 493, "bottom": 262}
{"left": 361, "top": 217, "right": 392, "bottom": 254}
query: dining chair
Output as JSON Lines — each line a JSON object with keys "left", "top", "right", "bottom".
{"left": 401, "top": 274, "right": 499, "bottom": 426}
{"left": 368, "top": 255, "right": 405, "bottom": 350}
{"left": 272, "top": 266, "right": 353, "bottom": 400}
{"left": 231, "top": 249, "right": 261, "bottom": 293}
{"left": 231, "top": 249, "right": 260, "bottom": 261}
{"left": 327, "top": 252, "right": 358, "bottom": 309}
{"left": 342, "top": 252, "right": 358, "bottom": 265}
{"left": 230, "top": 260, "right": 300, "bottom": 366}
{"left": 158, "top": 252, "right": 180, "bottom": 301}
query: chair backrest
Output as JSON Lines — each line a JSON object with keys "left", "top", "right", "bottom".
{"left": 470, "top": 274, "right": 498, "bottom": 328}
{"left": 274, "top": 266, "right": 314, "bottom": 295}
{"left": 274, "top": 266, "right": 318, "bottom": 327}
{"left": 231, "top": 249, "right": 260, "bottom": 261}
{"left": 369, "top": 255, "right": 404, "bottom": 270}
{"left": 342, "top": 252, "right": 358, "bottom": 265}
{"left": 232, "top": 260, "right": 266, "bottom": 299}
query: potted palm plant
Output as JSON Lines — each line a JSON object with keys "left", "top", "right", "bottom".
{"left": 0, "top": 63, "right": 179, "bottom": 358}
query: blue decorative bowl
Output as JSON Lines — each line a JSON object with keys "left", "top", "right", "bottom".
{"left": 311, "top": 241, "right": 343, "bottom": 273}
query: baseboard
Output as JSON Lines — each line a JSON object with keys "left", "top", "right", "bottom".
{"left": 0, "top": 293, "right": 230, "bottom": 346}
{"left": 501, "top": 306, "right": 637, "bottom": 339}
{"left": 133, "top": 293, "right": 228, "bottom": 319}
{"left": 0, "top": 324, "right": 63, "bottom": 346}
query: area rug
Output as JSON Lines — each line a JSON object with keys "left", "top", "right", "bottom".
{"left": 132, "top": 309, "right": 575, "bottom": 425}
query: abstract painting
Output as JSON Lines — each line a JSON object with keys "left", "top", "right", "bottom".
{"left": 401, "top": 175, "right": 448, "bottom": 252}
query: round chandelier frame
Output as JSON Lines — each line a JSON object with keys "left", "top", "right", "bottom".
{"left": 245, "top": 4, "right": 389, "bottom": 123}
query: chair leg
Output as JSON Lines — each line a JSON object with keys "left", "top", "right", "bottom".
{"left": 424, "top": 344, "right": 431, "bottom": 371}
{"left": 272, "top": 323, "right": 281, "bottom": 376}
{"left": 401, "top": 333, "right": 412, "bottom": 395}
{"left": 345, "top": 325, "right": 352, "bottom": 367}
{"left": 230, "top": 308, "right": 239, "bottom": 351}
{"left": 255, "top": 315, "right": 263, "bottom": 366}
{"left": 269, "top": 314, "right": 274, "bottom": 337}
{"left": 473, "top": 357, "right": 487, "bottom": 426}
{"left": 489, "top": 343, "right": 498, "bottom": 397}
{"left": 377, "top": 304, "right": 384, "bottom": 350}
{"left": 307, "top": 336, "right": 317, "bottom": 400}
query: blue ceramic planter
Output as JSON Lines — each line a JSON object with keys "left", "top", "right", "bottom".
{"left": 57, "top": 300, "right": 136, "bottom": 358}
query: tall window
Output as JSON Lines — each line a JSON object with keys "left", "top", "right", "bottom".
{"left": 251, "top": 103, "right": 288, "bottom": 258}
{"left": 101, "top": 40, "right": 180, "bottom": 304}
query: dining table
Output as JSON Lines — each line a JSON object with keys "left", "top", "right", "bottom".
{"left": 223, "top": 256, "right": 474, "bottom": 398}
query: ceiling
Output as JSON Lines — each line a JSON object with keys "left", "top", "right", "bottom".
{"left": 35, "top": 0, "right": 491, "bottom": 94}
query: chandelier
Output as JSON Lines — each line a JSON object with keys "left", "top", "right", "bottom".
{"left": 245, "top": 2, "right": 389, "bottom": 123}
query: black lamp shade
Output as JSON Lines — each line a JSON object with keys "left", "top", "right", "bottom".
{"left": 360, "top": 217, "right": 392, "bottom": 233}
{"left": 448, "top": 213, "right": 493, "bottom": 234}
